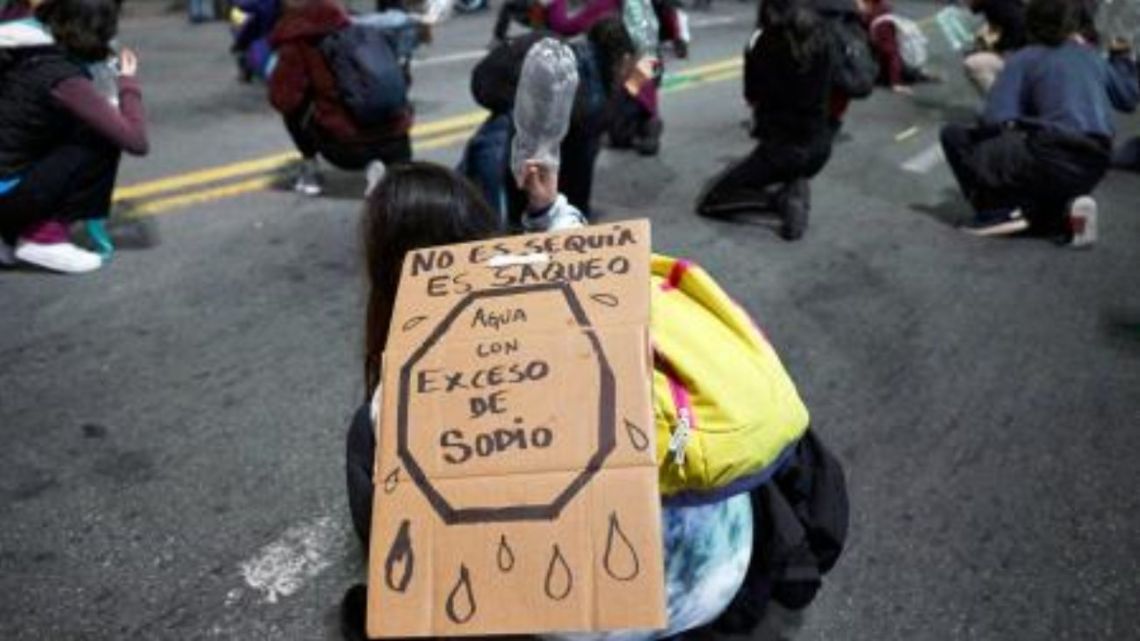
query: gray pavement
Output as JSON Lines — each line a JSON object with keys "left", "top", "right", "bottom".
{"left": 2, "top": 1, "right": 1140, "bottom": 639}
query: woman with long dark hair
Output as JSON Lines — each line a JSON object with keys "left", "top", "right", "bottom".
{"left": 696, "top": 0, "right": 835, "bottom": 241}
{"left": 340, "top": 162, "right": 755, "bottom": 641}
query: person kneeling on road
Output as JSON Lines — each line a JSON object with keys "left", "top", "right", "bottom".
{"left": 696, "top": 0, "right": 835, "bottom": 241}
{"left": 269, "top": 0, "right": 413, "bottom": 197}
{"left": 940, "top": 0, "right": 1138, "bottom": 241}
{"left": 0, "top": 0, "right": 148, "bottom": 274}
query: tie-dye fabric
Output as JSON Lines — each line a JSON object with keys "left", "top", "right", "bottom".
{"left": 543, "top": 493, "right": 753, "bottom": 641}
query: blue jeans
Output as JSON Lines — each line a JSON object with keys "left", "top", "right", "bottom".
{"left": 458, "top": 114, "right": 513, "bottom": 226}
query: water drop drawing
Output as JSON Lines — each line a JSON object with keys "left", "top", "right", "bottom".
{"left": 445, "top": 564, "right": 477, "bottom": 624}
{"left": 402, "top": 315, "right": 428, "bottom": 332}
{"left": 603, "top": 512, "right": 640, "bottom": 582}
{"left": 624, "top": 419, "right": 649, "bottom": 452}
{"left": 497, "top": 535, "right": 515, "bottom": 573}
{"left": 590, "top": 293, "right": 620, "bottom": 308}
{"left": 384, "top": 520, "right": 414, "bottom": 593}
{"left": 383, "top": 467, "right": 400, "bottom": 494}
{"left": 544, "top": 544, "right": 574, "bottom": 601}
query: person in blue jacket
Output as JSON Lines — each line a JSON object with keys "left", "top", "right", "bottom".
{"left": 940, "top": 0, "right": 1138, "bottom": 240}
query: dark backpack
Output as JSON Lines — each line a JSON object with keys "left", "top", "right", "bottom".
{"left": 825, "top": 16, "right": 877, "bottom": 100}
{"left": 318, "top": 22, "right": 408, "bottom": 127}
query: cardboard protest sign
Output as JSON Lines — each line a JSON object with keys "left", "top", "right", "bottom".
{"left": 367, "top": 219, "right": 665, "bottom": 637}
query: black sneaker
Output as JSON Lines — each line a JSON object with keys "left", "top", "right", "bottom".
{"left": 340, "top": 584, "right": 368, "bottom": 641}
{"left": 635, "top": 118, "right": 664, "bottom": 157}
{"left": 960, "top": 208, "right": 1027, "bottom": 237}
{"left": 779, "top": 179, "right": 810, "bottom": 241}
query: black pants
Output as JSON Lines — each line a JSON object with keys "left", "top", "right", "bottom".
{"left": 284, "top": 114, "right": 412, "bottom": 171}
{"left": 0, "top": 128, "right": 120, "bottom": 245}
{"left": 699, "top": 133, "right": 832, "bottom": 213}
{"left": 940, "top": 123, "right": 1111, "bottom": 234}
{"left": 346, "top": 404, "right": 376, "bottom": 545}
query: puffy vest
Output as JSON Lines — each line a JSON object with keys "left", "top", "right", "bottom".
{"left": 0, "top": 45, "right": 85, "bottom": 176}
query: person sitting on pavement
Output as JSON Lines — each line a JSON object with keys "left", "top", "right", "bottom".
{"left": 696, "top": 0, "right": 835, "bottom": 241}
{"left": 857, "top": 0, "right": 939, "bottom": 94}
{"left": 0, "top": 0, "right": 148, "bottom": 274}
{"left": 268, "top": 0, "right": 413, "bottom": 197}
{"left": 459, "top": 17, "right": 640, "bottom": 225}
{"left": 962, "top": 0, "right": 1028, "bottom": 96}
{"left": 940, "top": 0, "right": 1139, "bottom": 240}
{"left": 340, "top": 160, "right": 752, "bottom": 641}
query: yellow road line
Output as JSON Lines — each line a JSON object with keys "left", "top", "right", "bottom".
{"left": 113, "top": 109, "right": 490, "bottom": 203}
{"left": 125, "top": 175, "right": 277, "bottom": 218}
{"left": 127, "top": 129, "right": 485, "bottom": 216}
{"left": 114, "top": 151, "right": 297, "bottom": 201}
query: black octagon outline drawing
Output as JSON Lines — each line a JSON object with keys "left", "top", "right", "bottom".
{"left": 397, "top": 282, "right": 617, "bottom": 525}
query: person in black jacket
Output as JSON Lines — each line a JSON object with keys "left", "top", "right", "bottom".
{"left": 459, "top": 17, "right": 638, "bottom": 226}
{"left": 696, "top": 0, "right": 834, "bottom": 241}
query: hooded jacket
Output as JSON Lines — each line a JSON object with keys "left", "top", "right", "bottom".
{"left": 269, "top": 0, "right": 412, "bottom": 141}
{"left": 0, "top": 19, "right": 147, "bottom": 176}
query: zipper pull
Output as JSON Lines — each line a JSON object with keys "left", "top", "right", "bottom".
{"left": 668, "top": 409, "right": 692, "bottom": 466}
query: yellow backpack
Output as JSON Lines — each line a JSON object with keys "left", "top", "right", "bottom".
{"left": 651, "top": 254, "right": 810, "bottom": 503}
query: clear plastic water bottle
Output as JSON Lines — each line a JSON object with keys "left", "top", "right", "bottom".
{"left": 622, "top": 0, "right": 660, "bottom": 54}
{"left": 935, "top": 6, "right": 977, "bottom": 52}
{"left": 510, "top": 38, "right": 579, "bottom": 185}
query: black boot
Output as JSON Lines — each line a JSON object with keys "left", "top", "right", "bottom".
{"left": 340, "top": 584, "right": 368, "bottom": 641}
{"left": 635, "top": 117, "right": 664, "bottom": 157}
{"left": 779, "top": 179, "right": 810, "bottom": 241}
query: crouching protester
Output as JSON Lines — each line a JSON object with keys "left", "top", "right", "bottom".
{"left": 0, "top": 0, "right": 148, "bottom": 274}
{"left": 341, "top": 175, "right": 848, "bottom": 640}
{"left": 269, "top": 0, "right": 413, "bottom": 197}
{"left": 939, "top": 0, "right": 1139, "bottom": 242}
{"left": 696, "top": 0, "right": 836, "bottom": 241}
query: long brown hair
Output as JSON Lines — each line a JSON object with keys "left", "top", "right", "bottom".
{"left": 362, "top": 162, "right": 502, "bottom": 395}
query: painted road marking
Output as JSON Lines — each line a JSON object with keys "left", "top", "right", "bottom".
{"left": 125, "top": 129, "right": 479, "bottom": 217}
{"left": 115, "top": 56, "right": 745, "bottom": 216}
{"left": 239, "top": 516, "right": 346, "bottom": 605}
{"left": 895, "top": 126, "right": 921, "bottom": 142}
{"left": 688, "top": 16, "right": 737, "bottom": 29}
{"left": 901, "top": 143, "right": 945, "bottom": 174}
{"left": 414, "top": 49, "right": 487, "bottom": 67}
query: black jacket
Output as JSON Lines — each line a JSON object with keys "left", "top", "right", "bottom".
{"left": 744, "top": 29, "right": 834, "bottom": 144}
{"left": 0, "top": 45, "right": 85, "bottom": 175}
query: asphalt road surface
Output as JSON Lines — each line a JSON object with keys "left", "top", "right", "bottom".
{"left": 2, "top": 1, "right": 1139, "bottom": 639}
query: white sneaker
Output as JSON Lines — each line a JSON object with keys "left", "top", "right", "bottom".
{"left": 293, "top": 159, "right": 323, "bottom": 197}
{"left": 0, "top": 240, "right": 15, "bottom": 267}
{"left": 15, "top": 240, "right": 103, "bottom": 273}
{"left": 364, "top": 160, "right": 386, "bottom": 197}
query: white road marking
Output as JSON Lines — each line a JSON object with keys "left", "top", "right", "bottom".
{"left": 412, "top": 14, "right": 742, "bottom": 67}
{"left": 414, "top": 49, "right": 487, "bottom": 67}
{"left": 239, "top": 516, "right": 345, "bottom": 604}
{"left": 901, "top": 143, "right": 945, "bottom": 174}
{"left": 688, "top": 16, "right": 738, "bottom": 28}
{"left": 895, "top": 126, "right": 921, "bottom": 142}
